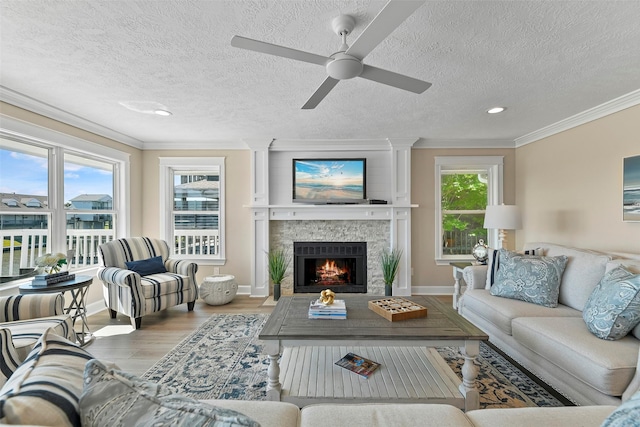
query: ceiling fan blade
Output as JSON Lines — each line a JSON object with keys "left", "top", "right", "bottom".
{"left": 360, "top": 64, "right": 431, "bottom": 94}
{"left": 345, "top": 0, "right": 425, "bottom": 60}
{"left": 231, "top": 35, "right": 330, "bottom": 66}
{"left": 302, "top": 77, "right": 340, "bottom": 109}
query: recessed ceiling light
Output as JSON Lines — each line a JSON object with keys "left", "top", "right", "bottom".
{"left": 487, "top": 107, "right": 506, "bottom": 114}
{"left": 119, "top": 100, "right": 172, "bottom": 116}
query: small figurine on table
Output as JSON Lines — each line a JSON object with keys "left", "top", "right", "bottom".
{"left": 319, "top": 289, "right": 335, "bottom": 305}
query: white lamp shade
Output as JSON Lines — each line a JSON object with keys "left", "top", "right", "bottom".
{"left": 484, "top": 205, "right": 522, "bottom": 230}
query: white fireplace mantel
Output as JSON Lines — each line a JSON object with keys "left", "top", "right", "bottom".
{"left": 246, "top": 138, "right": 417, "bottom": 298}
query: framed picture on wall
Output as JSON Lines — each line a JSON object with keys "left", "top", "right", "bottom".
{"left": 623, "top": 154, "right": 640, "bottom": 222}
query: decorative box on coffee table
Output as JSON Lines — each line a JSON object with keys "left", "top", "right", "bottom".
{"left": 368, "top": 297, "right": 427, "bottom": 321}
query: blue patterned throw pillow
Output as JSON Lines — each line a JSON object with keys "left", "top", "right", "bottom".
{"left": 583, "top": 266, "right": 640, "bottom": 341}
{"left": 490, "top": 249, "right": 568, "bottom": 308}
{"left": 80, "top": 359, "right": 260, "bottom": 427}
{"left": 601, "top": 388, "right": 640, "bottom": 426}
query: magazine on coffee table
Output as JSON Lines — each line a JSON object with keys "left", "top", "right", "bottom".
{"left": 335, "top": 352, "right": 380, "bottom": 378}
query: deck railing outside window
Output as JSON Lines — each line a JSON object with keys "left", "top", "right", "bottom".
{"left": 2, "top": 229, "right": 219, "bottom": 280}
{"left": 1, "top": 229, "right": 114, "bottom": 278}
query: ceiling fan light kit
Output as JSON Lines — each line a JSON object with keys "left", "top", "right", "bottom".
{"left": 231, "top": 0, "right": 431, "bottom": 109}
{"left": 326, "top": 53, "right": 363, "bottom": 80}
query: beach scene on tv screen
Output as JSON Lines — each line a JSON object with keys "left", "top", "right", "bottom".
{"left": 294, "top": 160, "right": 364, "bottom": 200}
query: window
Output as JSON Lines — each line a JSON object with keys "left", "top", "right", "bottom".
{"left": 435, "top": 156, "right": 503, "bottom": 264}
{"left": 64, "top": 153, "right": 116, "bottom": 268}
{"left": 1, "top": 117, "right": 129, "bottom": 282}
{"left": 160, "top": 157, "right": 225, "bottom": 264}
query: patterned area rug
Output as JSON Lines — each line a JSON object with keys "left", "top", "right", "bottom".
{"left": 142, "top": 313, "right": 568, "bottom": 408}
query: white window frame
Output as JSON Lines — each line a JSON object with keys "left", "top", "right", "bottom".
{"left": 434, "top": 156, "right": 503, "bottom": 265}
{"left": 0, "top": 115, "right": 130, "bottom": 281}
{"left": 159, "top": 157, "right": 225, "bottom": 265}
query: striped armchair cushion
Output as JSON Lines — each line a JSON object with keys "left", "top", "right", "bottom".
{"left": 0, "top": 294, "right": 65, "bottom": 322}
{"left": 2, "top": 315, "right": 75, "bottom": 361}
{"left": 0, "top": 329, "right": 20, "bottom": 387}
{"left": 0, "top": 328, "right": 93, "bottom": 427}
{"left": 0, "top": 294, "right": 73, "bottom": 386}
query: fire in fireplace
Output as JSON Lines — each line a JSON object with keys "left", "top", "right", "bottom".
{"left": 294, "top": 242, "right": 366, "bottom": 294}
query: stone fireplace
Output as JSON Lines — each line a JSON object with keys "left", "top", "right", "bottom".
{"left": 246, "top": 138, "right": 417, "bottom": 298}
{"left": 293, "top": 241, "right": 367, "bottom": 294}
{"left": 270, "top": 219, "right": 391, "bottom": 296}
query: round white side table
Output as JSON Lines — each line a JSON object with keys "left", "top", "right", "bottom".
{"left": 200, "top": 274, "right": 237, "bottom": 305}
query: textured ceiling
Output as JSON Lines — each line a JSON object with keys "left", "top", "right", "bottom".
{"left": 1, "top": 0, "right": 640, "bottom": 148}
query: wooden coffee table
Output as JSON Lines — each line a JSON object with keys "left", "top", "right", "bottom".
{"left": 259, "top": 295, "right": 488, "bottom": 410}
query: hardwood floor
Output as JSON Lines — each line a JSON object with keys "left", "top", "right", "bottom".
{"left": 85, "top": 296, "right": 273, "bottom": 376}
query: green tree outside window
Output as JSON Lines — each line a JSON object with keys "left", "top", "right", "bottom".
{"left": 441, "top": 173, "right": 488, "bottom": 254}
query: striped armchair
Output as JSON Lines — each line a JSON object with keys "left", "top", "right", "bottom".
{"left": 97, "top": 237, "right": 198, "bottom": 329}
{"left": 0, "top": 293, "right": 74, "bottom": 385}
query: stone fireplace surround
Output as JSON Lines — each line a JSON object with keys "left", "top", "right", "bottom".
{"left": 271, "top": 220, "right": 388, "bottom": 296}
{"left": 246, "top": 138, "right": 418, "bottom": 298}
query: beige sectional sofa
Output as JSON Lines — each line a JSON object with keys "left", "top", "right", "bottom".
{"left": 202, "top": 400, "right": 618, "bottom": 427}
{"left": 460, "top": 242, "right": 640, "bottom": 406}
{"left": 0, "top": 290, "right": 635, "bottom": 427}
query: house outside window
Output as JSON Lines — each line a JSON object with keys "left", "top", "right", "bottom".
{"left": 0, "top": 118, "right": 129, "bottom": 282}
{"left": 159, "top": 157, "right": 225, "bottom": 265}
{"left": 434, "top": 156, "right": 503, "bottom": 264}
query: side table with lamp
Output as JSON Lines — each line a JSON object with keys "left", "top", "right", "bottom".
{"left": 452, "top": 204, "right": 522, "bottom": 309}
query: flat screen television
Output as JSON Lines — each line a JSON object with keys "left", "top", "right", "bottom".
{"left": 292, "top": 158, "right": 366, "bottom": 204}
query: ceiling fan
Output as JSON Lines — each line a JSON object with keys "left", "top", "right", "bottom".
{"left": 231, "top": 0, "right": 431, "bottom": 109}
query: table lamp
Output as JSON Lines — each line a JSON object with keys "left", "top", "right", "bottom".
{"left": 483, "top": 204, "right": 522, "bottom": 249}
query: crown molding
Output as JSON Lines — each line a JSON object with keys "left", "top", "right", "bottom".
{"left": 515, "top": 88, "right": 640, "bottom": 147}
{"left": 269, "top": 138, "right": 396, "bottom": 151}
{"left": 413, "top": 139, "right": 515, "bottom": 149}
{"left": 143, "top": 140, "right": 248, "bottom": 150}
{"left": 0, "top": 86, "right": 145, "bottom": 149}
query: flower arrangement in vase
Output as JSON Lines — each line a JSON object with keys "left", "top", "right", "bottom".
{"left": 36, "top": 252, "right": 67, "bottom": 275}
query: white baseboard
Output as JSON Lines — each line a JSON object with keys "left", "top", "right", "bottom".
{"left": 236, "top": 285, "right": 253, "bottom": 295}
{"left": 86, "top": 300, "right": 107, "bottom": 318}
{"left": 411, "top": 285, "right": 454, "bottom": 296}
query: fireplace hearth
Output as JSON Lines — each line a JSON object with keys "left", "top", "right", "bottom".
{"left": 294, "top": 242, "right": 367, "bottom": 294}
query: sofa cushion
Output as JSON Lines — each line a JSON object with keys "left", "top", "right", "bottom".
{"left": 461, "top": 289, "right": 580, "bottom": 336}
{"left": 140, "top": 273, "right": 192, "bottom": 298}
{"left": 0, "top": 328, "right": 93, "bottom": 427}
{"left": 601, "top": 388, "right": 640, "bottom": 427}
{"left": 80, "top": 359, "right": 259, "bottom": 427}
{"left": 583, "top": 266, "right": 640, "bottom": 340}
{"left": 512, "top": 317, "right": 638, "bottom": 396}
{"left": 202, "top": 399, "right": 300, "bottom": 427}
{"left": 466, "top": 406, "right": 616, "bottom": 427}
{"left": 530, "top": 243, "right": 611, "bottom": 311}
{"left": 490, "top": 249, "right": 568, "bottom": 308}
{"left": 299, "top": 403, "right": 474, "bottom": 427}
{"left": 125, "top": 255, "right": 167, "bottom": 276}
